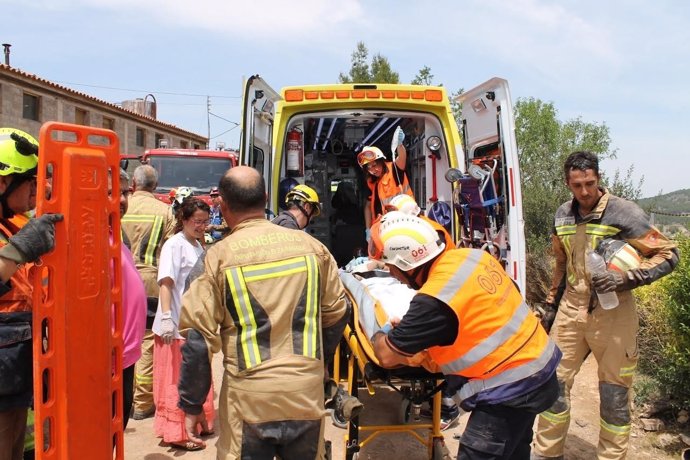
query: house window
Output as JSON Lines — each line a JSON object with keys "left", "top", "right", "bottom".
{"left": 136, "top": 128, "right": 146, "bottom": 147}
{"left": 180, "top": 140, "right": 189, "bottom": 149}
{"left": 155, "top": 133, "right": 168, "bottom": 148}
{"left": 75, "top": 108, "right": 89, "bottom": 125}
{"left": 23, "top": 93, "right": 40, "bottom": 121}
{"left": 102, "top": 117, "right": 115, "bottom": 130}
{"left": 193, "top": 143, "right": 200, "bottom": 149}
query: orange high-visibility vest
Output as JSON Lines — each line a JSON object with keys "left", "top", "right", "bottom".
{"left": 420, "top": 249, "right": 556, "bottom": 403}
{"left": 367, "top": 161, "right": 414, "bottom": 220}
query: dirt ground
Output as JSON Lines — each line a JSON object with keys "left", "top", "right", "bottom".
{"left": 123, "top": 353, "right": 683, "bottom": 459}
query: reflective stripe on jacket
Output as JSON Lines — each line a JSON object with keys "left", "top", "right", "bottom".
{"left": 421, "top": 249, "right": 557, "bottom": 403}
{"left": 367, "top": 161, "right": 414, "bottom": 219}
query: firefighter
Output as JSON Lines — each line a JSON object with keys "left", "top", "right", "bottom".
{"left": 532, "top": 151, "right": 679, "bottom": 460}
{"left": 177, "top": 166, "right": 349, "bottom": 459}
{"left": 0, "top": 128, "right": 62, "bottom": 460}
{"left": 272, "top": 184, "right": 322, "bottom": 230}
{"left": 121, "top": 165, "right": 176, "bottom": 420}
{"left": 357, "top": 127, "right": 413, "bottom": 237}
{"left": 369, "top": 212, "right": 560, "bottom": 459}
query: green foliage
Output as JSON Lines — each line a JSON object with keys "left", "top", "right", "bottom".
{"left": 449, "top": 88, "right": 464, "bottom": 131}
{"left": 411, "top": 66, "right": 434, "bottom": 86}
{"left": 636, "top": 236, "right": 690, "bottom": 408}
{"left": 339, "top": 42, "right": 399, "bottom": 84}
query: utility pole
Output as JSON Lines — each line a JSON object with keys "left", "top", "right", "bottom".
{"left": 207, "top": 96, "right": 211, "bottom": 149}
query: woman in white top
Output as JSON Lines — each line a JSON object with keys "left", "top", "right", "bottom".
{"left": 152, "top": 196, "right": 215, "bottom": 451}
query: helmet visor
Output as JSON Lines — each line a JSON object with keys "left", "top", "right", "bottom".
{"left": 357, "top": 149, "right": 380, "bottom": 167}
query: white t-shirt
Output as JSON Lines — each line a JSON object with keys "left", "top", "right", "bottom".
{"left": 151, "top": 232, "right": 204, "bottom": 339}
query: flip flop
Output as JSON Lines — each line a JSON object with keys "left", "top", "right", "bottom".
{"left": 171, "top": 440, "right": 205, "bottom": 451}
{"left": 199, "top": 429, "right": 215, "bottom": 437}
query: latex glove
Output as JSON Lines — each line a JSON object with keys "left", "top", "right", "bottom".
{"left": 0, "top": 214, "right": 63, "bottom": 264}
{"left": 539, "top": 303, "right": 557, "bottom": 334}
{"left": 397, "top": 126, "right": 405, "bottom": 144}
{"left": 159, "top": 311, "right": 175, "bottom": 345}
{"left": 591, "top": 270, "right": 627, "bottom": 293}
{"left": 369, "top": 322, "right": 392, "bottom": 341}
{"left": 365, "top": 228, "right": 371, "bottom": 243}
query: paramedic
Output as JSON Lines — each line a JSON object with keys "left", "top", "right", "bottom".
{"left": 385, "top": 194, "right": 455, "bottom": 250}
{"left": 358, "top": 129, "right": 413, "bottom": 235}
{"left": 121, "top": 165, "right": 176, "bottom": 420}
{"left": 271, "top": 184, "right": 321, "bottom": 230}
{"left": 533, "top": 151, "right": 679, "bottom": 460}
{"left": 369, "top": 212, "right": 560, "bottom": 459}
{"left": 177, "top": 166, "right": 349, "bottom": 459}
{"left": 0, "top": 128, "right": 62, "bottom": 460}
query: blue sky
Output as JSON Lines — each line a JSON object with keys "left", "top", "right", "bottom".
{"left": 2, "top": 0, "right": 688, "bottom": 198}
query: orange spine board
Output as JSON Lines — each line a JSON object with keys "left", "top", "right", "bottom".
{"left": 32, "top": 122, "right": 123, "bottom": 460}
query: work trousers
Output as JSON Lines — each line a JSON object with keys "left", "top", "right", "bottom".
{"left": 0, "top": 407, "right": 28, "bottom": 460}
{"left": 534, "top": 294, "right": 638, "bottom": 460}
{"left": 122, "top": 365, "right": 135, "bottom": 430}
{"left": 133, "top": 330, "right": 155, "bottom": 414}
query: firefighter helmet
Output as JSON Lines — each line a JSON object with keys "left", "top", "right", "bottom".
{"left": 286, "top": 184, "right": 321, "bottom": 217}
{"left": 597, "top": 238, "right": 642, "bottom": 273}
{"left": 385, "top": 194, "right": 420, "bottom": 216}
{"left": 357, "top": 146, "right": 386, "bottom": 168}
{"left": 174, "top": 186, "right": 193, "bottom": 206}
{"left": 0, "top": 128, "right": 39, "bottom": 177}
{"left": 369, "top": 211, "right": 445, "bottom": 271}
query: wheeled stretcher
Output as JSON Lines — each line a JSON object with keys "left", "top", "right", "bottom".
{"left": 332, "top": 271, "right": 451, "bottom": 460}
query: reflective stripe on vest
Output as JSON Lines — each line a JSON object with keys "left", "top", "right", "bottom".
{"left": 441, "top": 300, "right": 532, "bottom": 374}
{"left": 121, "top": 214, "right": 164, "bottom": 265}
{"left": 457, "top": 339, "right": 557, "bottom": 401}
{"left": 225, "top": 255, "right": 320, "bottom": 371}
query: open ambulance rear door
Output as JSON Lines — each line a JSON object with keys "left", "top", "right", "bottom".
{"left": 458, "top": 77, "right": 526, "bottom": 294}
{"left": 240, "top": 75, "right": 281, "bottom": 215}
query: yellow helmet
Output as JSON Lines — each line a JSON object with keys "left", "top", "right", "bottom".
{"left": 0, "top": 128, "right": 38, "bottom": 176}
{"left": 369, "top": 211, "right": 445, "bottom": 271}
{"left": 286, "top": 184, "right": 321, "bottom": 217}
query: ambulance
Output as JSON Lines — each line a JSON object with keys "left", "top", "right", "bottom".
{"left": 240, "top": 76, "right": 526, "bottom": 292}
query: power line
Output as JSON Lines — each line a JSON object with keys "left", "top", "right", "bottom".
{"left": 54, "top": 80, "right": 241, "bottom": 99}
{"left": 650, "top": 210, "right": 690, "bottom": 217}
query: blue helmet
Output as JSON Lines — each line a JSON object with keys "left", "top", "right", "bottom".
{"left": 278, "top": 178, "right": 299, "bottom": 210}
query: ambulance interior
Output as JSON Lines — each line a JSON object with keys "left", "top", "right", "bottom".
{"left": 275, "top": 110, "right": 511, "bottom": 269}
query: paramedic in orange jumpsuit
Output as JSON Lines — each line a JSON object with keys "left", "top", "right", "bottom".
{"left": 532, "top": 151, "right": 679, "bottom": 460}
{"left": 177, "top": 166, "right": 349, "bottom": 459}
{"left": 0, "top": 128, "right": 62, "bottom": 460}
{"left": 369, "top": 212, "right": 560, "bottom": 459}
{"left": 358, "top": 129, "right": 413, "bottom": 238}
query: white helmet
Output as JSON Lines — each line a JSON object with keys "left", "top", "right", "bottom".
{"left": 369, "top": 211, "right": 445, "bottom": 271}
{"left": 597, "top": 238, "right": 642, "bottom": 272}
{"left": 174, "top": 186, "right": 193, "bottom": 206}
{"left": 385, "top": 194, "right": 420, "bottom": 216}
{"left": 357, "top": 146, "right": 386, "bottom": 168}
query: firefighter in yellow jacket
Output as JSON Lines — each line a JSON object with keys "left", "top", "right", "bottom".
{"left": 177, "top": 166, "right": 349, "bottom": 459}
{"left": 369, "top": 211, "right": 561, "bottom": 459}
{"left": 533, "top": 151, "right": 679, "bottom": 460}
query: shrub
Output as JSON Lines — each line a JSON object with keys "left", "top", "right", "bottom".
{"left": 636, "top": 236, "right": 690, "bottom": 408}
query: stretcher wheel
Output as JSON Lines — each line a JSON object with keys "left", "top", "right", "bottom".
{"left": 330, "top": 407, "right": 348, "bottom": 429}
{"left": 398, "top": 398, "right": 412, "bottom": 424}
{"left": 432, "top": 437, "right": 451, "bottom": 460}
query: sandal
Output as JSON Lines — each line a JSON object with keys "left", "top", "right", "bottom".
{"left": 171, "top": 440, "right": 205, "bottom": 451}
{"left": 199, "top": 429, "right": 215, "bottom": 437}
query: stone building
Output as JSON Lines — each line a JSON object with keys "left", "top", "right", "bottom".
{"left": 0, "top": 63, "right": 207, "bottom": 154}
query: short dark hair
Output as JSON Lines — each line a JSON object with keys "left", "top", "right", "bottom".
{"left": 219, "top": 168, "right": 266, "bottom": 212}
{"left": 174, "top": 197, "right": 211, "bottom": 233}
{"left": 564, "top": 151, "right": 599, "bottom": 181}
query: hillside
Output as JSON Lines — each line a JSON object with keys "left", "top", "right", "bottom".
{"left": 637, "top": 189, "right": 690, "bottom": 232}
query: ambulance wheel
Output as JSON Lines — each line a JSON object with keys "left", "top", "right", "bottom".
{"left": 432, "top": 437, "right": 451, "bottom": 460}
{"left": 398, "top": 398, "right": 412, "bottom": 424}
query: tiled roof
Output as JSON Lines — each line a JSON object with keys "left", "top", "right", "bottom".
{"left": 0, "top": 64, "right": 207, "bottom": 140}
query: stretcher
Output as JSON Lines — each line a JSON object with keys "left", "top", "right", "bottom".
{"left": 332, "top": 270, "right": 451, "bottom": 460}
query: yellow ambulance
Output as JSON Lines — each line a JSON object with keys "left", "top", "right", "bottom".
{"left": 240, "top": 76, "right": 526, "bottom": 292}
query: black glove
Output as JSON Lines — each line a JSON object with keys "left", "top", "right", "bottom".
{"left": 1, "top": 214, "right": 63, "bottom": 264}
{"left": 540, "top": 303, "right": 557, "bottom": 334}
{"left": 591, "top": 269, "right": 628, "bottom": 293}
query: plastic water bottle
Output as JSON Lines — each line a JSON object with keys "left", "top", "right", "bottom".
{"left": 585, "top": 248, "right": 619, "bottom": 310}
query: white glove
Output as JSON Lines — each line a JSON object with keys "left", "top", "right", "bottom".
{"left": 159, "top": 311, "right": 175, "bottom": 345}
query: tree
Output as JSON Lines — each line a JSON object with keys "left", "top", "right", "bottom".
{"left": 339, "top": 42, "right": 399, "bottom": 84}
{"left": 411, "top": 66, "right": 434, "bottom": 86}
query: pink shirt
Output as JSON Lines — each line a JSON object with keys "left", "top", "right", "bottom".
{"left": 121, "top": 245, "right": 146, "bottom": 368}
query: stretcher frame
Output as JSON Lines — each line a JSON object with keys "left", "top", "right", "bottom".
{"left": 332, "top": 285, "right": 451, "bottom": 460}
